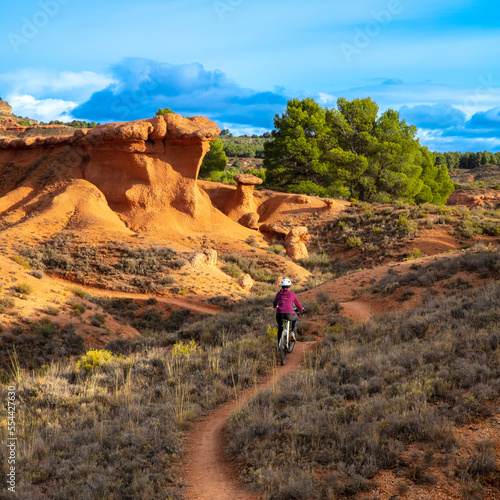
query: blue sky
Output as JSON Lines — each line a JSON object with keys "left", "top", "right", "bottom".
{"left": 1, "top": 0, "right": 500, "bottom": 151}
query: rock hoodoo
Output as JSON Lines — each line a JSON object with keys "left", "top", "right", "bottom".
{"left": 0, "top": 113, "right": 224, "bottom": 236}
{"left": 285, "top": 226, "right": 309, "bottom": 260}
{"left": 223, "top": 173, "right": 263, "bottom": 221}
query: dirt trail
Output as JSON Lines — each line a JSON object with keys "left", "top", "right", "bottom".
{"left": 340, "top": 299, "right": 372, "bottom": 323}
{"left": 182, "top": 340, "right": 318, "bottom": 500}
{"left": 48, "top": 276, "right": 219, "bottom": 315}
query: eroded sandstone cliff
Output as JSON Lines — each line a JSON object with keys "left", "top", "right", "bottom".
{"left": 0, "top": 114, "right": 249, "bottom": 239}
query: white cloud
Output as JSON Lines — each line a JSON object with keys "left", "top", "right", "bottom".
{"left": 9, "top": 95, "right": 78, "bottom": 122}
{"left": 0, "top": 69, "right": 115, "bottom": 101}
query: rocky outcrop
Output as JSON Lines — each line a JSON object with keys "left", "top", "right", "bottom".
{"left": 285, "top": 226, "right": 309, "bottom": 261}
{"left": 238, "top": 273, "right": 254, "bottom": 291}
{"left": 447, "top": 189, "right": 500, "bottom": 209}
{"left": 0, "top": 114, "right": 221, "bottom": 230}
{"left": 191, "top": 249, "right": 218, "bottom": 268}
{"left": 290, "top": 194, "right": 310, "bottom": 205}
{"left": 0, "top": 99, "right": 12, "bottom": 116}
{"left": 238, "top": 212, "right": 260, "bottom": 229}
{"left": 259, "top": 223, "right": 289, "bottom": 240}
{"left": 223, "top": 174, "right": 263, "bottom": 220}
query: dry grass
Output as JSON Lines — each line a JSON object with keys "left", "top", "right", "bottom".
{"left": 18, "top": 232, "right": 185, "bottom": 293}
{"left": 226, "top": 280, "right": 500, "bottom": 498}
{"left": 0, "top": 296, "right": 278, "bottom": 499}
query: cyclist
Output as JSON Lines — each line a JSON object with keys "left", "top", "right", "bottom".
{"left": 273, "top": 278, "right": 304, "bottom": 348}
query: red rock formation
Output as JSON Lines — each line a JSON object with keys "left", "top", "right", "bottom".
{"left": 223, "top": 173, "right": 263, "bottom": 220}
{"left": 0, "top": 114, "right": 224, "bottom": 235}
{"left": 285, "top": 226, "right": 309, "bottom": 260}
{"left": 259, "top": 223, "right": 289, "bottom": 240}
{"left": 447, "top": 189, "right": 500, "bottom": 209}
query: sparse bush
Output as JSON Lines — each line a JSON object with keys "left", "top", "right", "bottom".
{"left": 75, "top": 349, "right": 119, "bottom": 373}
{"left": 11, "top": 255, "right": 31, "bottom": 269}
{"left": 223, "top": 262, "right": 242, "bottom": 278}
{"left": 300, "top": 252, "right": 329, "bottom": 270}
{"left": 71, "top": 287, "right": 87, "bottom": 298}
{"left": 268, "top": 244, "right": 285, "bottom": 255}
{"left": 0, "top": 297, "right": 15, "bottom": 314}
{"left": 346, "top": 236, "right": 362, "bottom": 248}
{"left": 245, "top": 235, "right": 257, "bottom": 246}
{"left": 407, "top": 248, "right": 426, "bottom": 260}
{"left": 172, "top": 339, "right": 198, "bottom": 356}
{"left": 70, "top": 302, "right": 86, "bottom": 315}
{"left": 89, "top": 313, "right": 106, "bottom": 327}
{"left": 15, "top": 282, "right": 33, "bottom": 295}
{"left": 31, "top": 317, "right": 59, "bottom": 338}
{"left": 42, "top": 305, "right": 59, "bottom": 316}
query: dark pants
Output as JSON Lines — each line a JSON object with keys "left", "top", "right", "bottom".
{"left": 276, "top": 312, "right": 298, "bottom": 346}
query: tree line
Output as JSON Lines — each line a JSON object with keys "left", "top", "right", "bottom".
{"left": 435, "top": 151, "right": 500, "bottom": 171}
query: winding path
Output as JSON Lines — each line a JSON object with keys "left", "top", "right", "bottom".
{"left": 182, "top": 340, "right": 318, "bottom": 500}
{"left": 49, "top": 276, "right": 219, "bottom": 315}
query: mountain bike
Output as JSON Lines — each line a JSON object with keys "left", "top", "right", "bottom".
{"left": 278, "top": 316, "right": 296, "bottom": 366}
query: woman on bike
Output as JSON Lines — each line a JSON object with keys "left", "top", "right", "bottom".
{"left": 273, "top": 278, "right": 304, "bottom": 348}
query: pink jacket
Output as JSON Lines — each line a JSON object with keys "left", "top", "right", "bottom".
{"left": 273, "top": 289, "right": 303, "bottom": 314}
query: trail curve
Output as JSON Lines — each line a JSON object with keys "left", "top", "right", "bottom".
{"left": 182, "top": 340, "right": 317, "bottom": 500}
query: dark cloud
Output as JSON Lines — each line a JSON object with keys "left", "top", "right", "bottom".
{"left": 72, "top": 58, "right": 288, "bottom": 129}
{"left": 399, "top": 103, "right": 466, "bottom": 130}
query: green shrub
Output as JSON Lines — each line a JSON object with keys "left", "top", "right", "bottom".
{"left": 11, "top": 256, "right": 31, "bottom": 269}
{"left": 70, "top": 302, "right": 86, "bottom": 315}
{"left": 268, "top": 244, "right": 285, "bottom": 256}
{"left": 15, "top": 283, "right": 33, "bottom": 295}
{"left": 460, "top": 219, "right": 481, "bottom": 239}
{"left": 32, "top": 317, "right": 58, "bottom": 338}
{"left": 346, "top": 236, "right": 362, "bottom": 248}
{"left": 89, "top": 314, "right": 106, "bottom": 327}
{"left": 224, "top": 262, "right": 243, "bottom": 278}
{"left": 71, "top": 287, "right": 87, "bottom": 298}
{"left": 407, "top": 248, "right": 426, "bottom": 260}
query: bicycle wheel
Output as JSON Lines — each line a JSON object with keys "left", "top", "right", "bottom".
{"left": 279, "top": 323, "right": 287, "bottom": 366}
{"left": 287, "top": 335, "right": 295, "bottom": 353}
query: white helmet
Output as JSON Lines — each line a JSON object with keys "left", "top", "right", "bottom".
{"left": 280, "top": 278, "right": 292, "bottom": 288}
